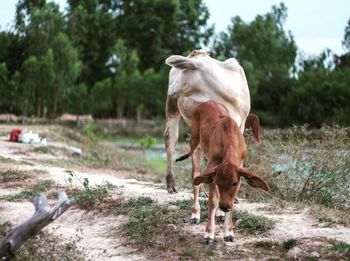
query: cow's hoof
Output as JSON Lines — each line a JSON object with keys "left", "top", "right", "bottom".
{"left": 203, "top": 238, "right": 214, "bottom": 245}
{"left": 234, "top": 197, "right": 240, "bottom": 204}
{"left": 167, "top": 186, "right": 178, "bottom": 194}
{"left": 190, "top": 218, "right": 199, "bottom": 224}
{"left": 224, "top": 236, "right": 235, "bottom": 242}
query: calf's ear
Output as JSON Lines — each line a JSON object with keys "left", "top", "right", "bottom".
{"left": 193, "top": 170, "right": 216, "bottom": 185}
{"left": 238, "top": 168, "right": 270, "bottom": 191}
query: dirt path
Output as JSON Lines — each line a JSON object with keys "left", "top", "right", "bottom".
{"left": 0, "top": 126, "right": 349, "bottom": 260}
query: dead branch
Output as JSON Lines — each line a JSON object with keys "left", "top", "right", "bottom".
{"left": 0, "top": 192, "right": 75, "bottom": 260}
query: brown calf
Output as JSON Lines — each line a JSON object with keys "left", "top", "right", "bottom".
{"left": 188, "top": 101, "right": 269, "bottom": 244}
{"left": 245, "top": 114, "right": 263, "bottom": 144}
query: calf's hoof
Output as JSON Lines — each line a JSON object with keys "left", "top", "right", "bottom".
{"left": 190, "top": 218, "right": 199, "bottom": 225}
{"left": 203, "top": 238, "right": 214, "bottom": 245}
{"left": 167, "top": 186, "right": 178, "bottom": 194}
{"left": 224, "top": 236, "right": 235, "bottom": 242}
{"left": 215, "top": 216, "right": 225, "bottom": 223}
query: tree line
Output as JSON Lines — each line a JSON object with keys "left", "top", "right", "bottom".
{"left": 0, "top": 0, "right": 349, "bottom": 127}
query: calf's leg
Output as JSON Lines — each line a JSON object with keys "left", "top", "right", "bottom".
{"left": 204, "top": 183, "right": 219, "bottom": 244}
{"left": 191, "top": 148, "right": 202, "bottom": 224}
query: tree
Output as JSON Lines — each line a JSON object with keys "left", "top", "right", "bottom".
{"left": 212, "top": 3, "right": 297, "bottom": 125}
{"left": 18, "top": 2, "right": 81, "bottom": 117}
{"left": 66, "top": 0, "right": 118, "bottom": 90}
{"left": 115, "top": 0, "right": 213, "bottom": 70}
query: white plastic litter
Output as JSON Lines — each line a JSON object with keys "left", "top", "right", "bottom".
{"left": 69, "top": 146, "right": 82, "bottom": 156}
{"left": 18, "top": 129, "right": 42, "bottom": 144}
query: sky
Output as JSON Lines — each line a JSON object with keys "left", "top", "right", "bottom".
{"left": 0, "top": 0, "right": 349, "bottom": 56}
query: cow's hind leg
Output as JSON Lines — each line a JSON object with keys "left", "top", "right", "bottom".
{"left": 164, "top": 96, "right": 181, "bottom": 193}
{"left": 191, "top": 148, "right": 202, "bottom": 224}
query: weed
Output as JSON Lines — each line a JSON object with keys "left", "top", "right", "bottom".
{"left": 66, "top": 171, "right": 114, "bottom": 209}
{"left": 233, "top": 210, "right": 275, "bottom": 235}
{"left": 282, "top": 238, "right": 298, "bottom": 250}
{"left": 330, "top": 241, "right": 350, "bottom": 259}
{"left": 2, "top": 180, "right": 54, "bottom": 201}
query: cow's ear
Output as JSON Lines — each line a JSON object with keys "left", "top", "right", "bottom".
{"left": 193, "top": 169, "right": 216, "bottom": 185}
{"left": 238, "top": 168, "right": 269, "bottom": 191}
{"left": 165, "top": 55, "right": 200, "bottom": 70}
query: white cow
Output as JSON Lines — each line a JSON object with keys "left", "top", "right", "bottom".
{"left": 164, "top": 49, "right": 251, "bottom": 193}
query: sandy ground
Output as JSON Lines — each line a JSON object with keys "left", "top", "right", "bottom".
{"left": 0, "top": 125, "right": 349, "bottom": 260}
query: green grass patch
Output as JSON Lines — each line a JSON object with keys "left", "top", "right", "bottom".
{"left": 2, "top": 180, "right": 54, "bottom": 201}
{"left": 282, "top": 238, "right": 298, "bottom": 250}
{"left": 233, "top": 210, "right": 275, "bottom": 235}
{"left": 330, "top": 241, "right": 350, "bottom": 259}
{"left": 33, "top": 145, "right": 55, "bottom": 154}
{"left": 114, "top": 197, "right": 216, "bottom": 258}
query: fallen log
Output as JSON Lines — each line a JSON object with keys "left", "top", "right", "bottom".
{"left": 0, "top": 192, "right": 75, "bottom": 260}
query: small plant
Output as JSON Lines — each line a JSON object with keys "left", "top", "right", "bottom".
{"left": 139, "top": 136, "right": 156, "bottom": 150}
{"left": 233, "top": 210, "right": 275, "bottom": 235}
{"left": 85, "top": 123, "right": 97, "bottom": 142}
{"left": 282, "top": 238, "right": 298, "bottom": 250}
{"left": 66, "top": 170, "right": 114, "bottom": 209}
{"left": 2, "top": 180, "right": 54, "bottom": 201}
{"left": 330, "top": 241, "right": 350, "bottom": 259}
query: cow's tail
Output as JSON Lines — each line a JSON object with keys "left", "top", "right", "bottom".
{"left": 175, "top": 152, "right": 191, "bottom": 162}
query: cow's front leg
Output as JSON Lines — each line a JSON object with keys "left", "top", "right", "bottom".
{"left": 164, "top": 113, "right": 180, "bottom": 193}
{"left": 191, "top": 148, "right": 202, "bottom": 224}
{"left": 204, "top": 183, "right": 219, "bottom": 244}
{"left": 223, "top": 210, "right": 234, "bottom": 242}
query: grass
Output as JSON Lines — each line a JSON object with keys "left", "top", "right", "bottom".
{"left": 330, "top": 241, "right": 350, "bottom": 259}
{"left": 282, "top": 238, "right": 298, "bottom": 250}
{"left": 233, "top": 210, "right": 275, "bottom": 235}
{"left": 1, "top": 179, "right": 55, "bottom": 201}
{"left": 244, "top": 125, "right": 350, "bottom": 209}
{"left": 114, "top": 197, "right": 217, "bottom": 258}
{"left": 0, "top": 169, "right": 31, "bottom": 183}
{"left": 112, "top": 196, "right": 275, "bottom": 259}
{"left": 32, "top": 145, "right": 58, "bottom": 154}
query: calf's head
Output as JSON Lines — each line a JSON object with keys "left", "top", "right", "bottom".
{"left": 193, "top": 162, "right": 269, "bottom": 212}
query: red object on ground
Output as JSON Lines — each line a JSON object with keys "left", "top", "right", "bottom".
{"left": 9, "top": 128, "right": 22, "bottom": 142}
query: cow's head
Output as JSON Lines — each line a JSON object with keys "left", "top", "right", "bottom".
{"left": 193, "top": 162, "right": 269, "bottom": 212}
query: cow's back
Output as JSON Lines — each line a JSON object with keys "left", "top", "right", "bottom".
{"left": 167, "top": 53, "right": 250, "bottom": 130}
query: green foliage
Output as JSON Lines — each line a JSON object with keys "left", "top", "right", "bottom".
{"left": 66, "top": 170, "right": 114, "bottom": 209}
{"left": 233, "top": 210, "right": 275, "bottom": 235}
{"left": 330, "top": 241, "right": 350, "bottom": 258}
{"left": 2, "top": 179, "right": 54, "bottom": 201}
{"left": 139, "top": 136, "right": 156, "bottom": 150}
